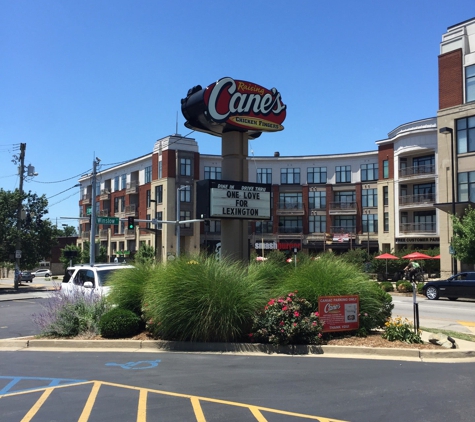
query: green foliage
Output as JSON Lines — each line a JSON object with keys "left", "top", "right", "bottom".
{"left": 60, "top": 244, "right": 83, "bottom": 269}
{"left": 340, "top": 248, "right": 370, "bottom": 269}
{"left": 134, "top": 244, "right": 156, "bottom": 265}
{"left": 452, "top": 206, "right": 475, "bottom": 264}
{"left": 396, "top": 281, "right": 413, "bottom": 292}
{"left": 382, "top": 316, "right": 423, "bottom": 343}
{"left": 143, "top": 255, "right": 268, "bottom": 342}
{"left": 99, "top": 307, "right": 141, "bottom": 338}
{"left": 251, "top": 292, "right": 324, "bottom": 345}
{"left": 107, "top": 264, "right": 154, "bottom": 315}
{"left": 380, "top": 282, "right": 394, "bottom": 292}
{"left": 81, "top": 241, "right": 108, "bottom": 263}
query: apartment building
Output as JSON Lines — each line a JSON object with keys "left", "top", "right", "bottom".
{"left": 436, "top": 17, "right": 475, "bottom": 277}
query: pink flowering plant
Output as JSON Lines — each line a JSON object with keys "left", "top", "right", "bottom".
{"left": 250, "top": 292, "right": 324, "bottom": 345}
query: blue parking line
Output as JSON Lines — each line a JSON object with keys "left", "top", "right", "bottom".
{"left": 0, "top": 376, "right": 87, "bottom": 395}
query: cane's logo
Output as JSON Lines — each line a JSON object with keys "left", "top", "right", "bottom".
{"left": 324, "top": 303, "right": 341, "bottom": 314}
{"left": 203, "top": 77, "right": 286, "bottom": 132}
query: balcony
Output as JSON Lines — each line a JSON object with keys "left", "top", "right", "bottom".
{"left": 278, "top": 226, "right": 303, "bottom": 234}
{"left": 99, "top": 209, "right": 109, "bottom": 217}
{"left": 125, "top": 204, "right": 138, "bottom": 216}
{"left": 126, "top": 181, "right": 139, "bottom": 194}
{"left": 399, "top": 165, "right": 435, "bottom": 179}
{"left": 81, "top": 194, "right": 91, "bottom": 205}
{"left": 125, "top": 228, "right": 136, "bottom": 239}
{"left": 276, "top": 202, "right": 304, "bottom": 216}
{"left": 99, "top": 229, "right": 108, "bottom": 240}
{"left": 399, "top": 222, "right": 437, "bottom": 234}
{"left": 399, "top": 193, "right": 436, "bottom": 207}
{"left": 330, "top": 226, "right": 356, "bottom": 234}
{"left": 100, "top": 189, "right": 110, "bottom": 200}
{"left": 81, "top": 231, "right": 90, "bottom": 239}
{"left": 329, "top": 202, "right": 357, "bottom": 215}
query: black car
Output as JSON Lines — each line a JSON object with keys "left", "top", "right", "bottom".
{"left": 423, "top": 272, "right": 475, "bottom": 300}
{"left": 20, "top": 271, "right": 35, "bottom": 283}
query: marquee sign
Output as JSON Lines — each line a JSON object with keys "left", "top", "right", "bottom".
{"left": 181, "top": 77, "right": 286, "bottom": 139}
{"left": 196, "top": 179, "right": 271, "bottom": 220}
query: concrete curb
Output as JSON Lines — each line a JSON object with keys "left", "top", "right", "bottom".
{"left": 1, "top": 338, "right": 475, "bottom": 361}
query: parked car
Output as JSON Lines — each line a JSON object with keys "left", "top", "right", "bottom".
{"left": 61, "top": 263, "right": 134, "bottom": 297}
{"left": 32, "top": 269, "right": 52, "bottom": 277}
{"left": 20, "top": 271, "right": 35, "bottom": 283}
{"left": 423, "top": 272, "right": 475, "bottom": 300}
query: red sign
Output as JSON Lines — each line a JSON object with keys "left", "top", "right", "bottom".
{"left": 318, "top": 295, "right": 359, "bottom": 333}
{"left": 203, "top": 77, "right": 286, "bottom": 132}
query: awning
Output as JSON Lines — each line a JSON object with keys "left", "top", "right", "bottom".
{"left": 433, "top": 201, "right": 474, "bottom": 215}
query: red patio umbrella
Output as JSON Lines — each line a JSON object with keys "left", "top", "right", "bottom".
{"left": 402, "top": 252, "right": 432, "bottom": 260}
{"left": 431, "top": 255, "right": 440, "bottom": 259}
{"left": 375, "top": 253, "right": 398, "bottom": 276}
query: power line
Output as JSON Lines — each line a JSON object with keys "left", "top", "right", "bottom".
{"left": 47, "top": 184, "right": 81, "bottom": 200}
{"left": 48, "top": 191, "right": 78, "bottom": 207}
{"left": 32, "top": 169, "right": 92, "bottom": 184}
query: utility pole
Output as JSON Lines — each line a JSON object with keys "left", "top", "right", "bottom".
{"left": 14, "top": 143, "right": 26, "bottom": 290}
{"left": 89, "top": 157, "right": 100, "bottom": 265}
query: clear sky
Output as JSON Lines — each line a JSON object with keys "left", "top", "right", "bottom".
{"left": 1, "top": 1, "right": 473, "bottom": 226}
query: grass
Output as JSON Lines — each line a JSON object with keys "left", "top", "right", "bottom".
{"left": 421, "top": 327, "right": 475, "bottom": 342}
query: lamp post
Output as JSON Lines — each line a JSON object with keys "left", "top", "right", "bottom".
{"left": 439, "top": 127, "right": 457, "bottom": 275}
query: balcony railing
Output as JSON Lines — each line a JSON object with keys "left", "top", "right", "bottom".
{"left": 100, "top": 189, "right": 110, "bottom": 200}
{"left": 277, "top": 202, "right": 303, "bottom": 210}
{"left": 126, "top": 181, "right": 139, "bottom": 194}
{"left": 99, "top": 229, "right": 108, "bottom": 239}
{"left": 125, "top": 204, "right": 137, "bottom": 216}
{"left": 99, "top": 209, "right": 109, "bottom": 217}
{"left": 81, "top": 194, "right": 91, "bottom": 205}
{"left": 81, "top": 231, "right": 90, "bottom": 239}
{"left": 124, "top": 228, "right": 135, "bottom": 239}
{"left": 329, "top": 202, "right": 357, "bottom": 214}
{"left": 399, "top": 222, "right": 437, "bottom": 234}
{"left": 399, "top": 193, "right": 436, "bottom": 206}
{"left": 330, "top": 226, "right": 356, "bottom": 234}
{"left": 399, "top": 165, "right": 435, "bottom": 178}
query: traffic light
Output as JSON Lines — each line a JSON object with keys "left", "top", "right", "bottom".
{"left": 127, "top": 216, "right": 135, "bottom": 230}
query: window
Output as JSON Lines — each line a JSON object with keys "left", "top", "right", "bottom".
{"left": 335, "top": 166, "right": 351, "bottom": 183}
{"left": 334, "top": 191, "right": 355, "bottom": 203}
{"left": 180, "top": 210, "right": 191, "bottom": 228}
{"left": 180, "top": 158, "right": 191, "bottom": 176}
{"left": 155, "top": 185, "right": 163, "bottom": 203}
{"left": 309, "top": 215, "right": 326, "bottom": 233}
{"left": 208, "top": 220, "right": 221, "bottom": 233}
{"left": 362, "top": 189, "right": 377, "bottom": 207}
{"left": 257, "top": 168, "right": 272, "bottom": 184}
{"left": 361, "top": 163, "right": 378, "bottom": 181}
{"left": 414, "top": 183, "right": 435, "bottom": 201}
{"left": 309, "top": 191, "right": 326, "bottom": 209}
{"left": 204, "top": 166, "right": 222, "bottom": 180}
{"left": 383, "top": 186, "right": 389, "bottom": 206}
{"left": 146, "top": 189, "right": 151, "bottom": 208}
{"left": 280, "top": 168, "right": 300, "bottom": 184}
{"left": 456, "top": 116, "right": 475, "bottom": 154}
{"left": 383, "top": 160, "right": 389, "bottom": 179}
{"left": 278, "top": 217, "right": 302, "bottom": 233}
{"left": 146, "top": 214, "right": 151, "bottom": 229}
{"left": 114, "top": 196, "right": 125, "bottom": 213}
{"left": 179, "top": 186, "right": 191, "bottom": 202}
{"left": 158, "top": 160, "right": 163, "bottom": 179}
{"left": 155, "top": 211, "right": 162, "bottom": 229}
{"left": 362, "top": 214, "right": 378, "bottom": 233}
{"left": 384, "top": 212, "right": 389, "bottom": 232}
{"left": 114, "top": 176, "right": 120, "bottom": 191}
{"left": 145, "top": 166, "right": 152, "bottom": 183}
{"left": 255, "top": 220, "right": 272, "bottom": 234}
{"left": 458, "top": 171, "right": 475, "bottom": 202}
{"left": 414, "top": 211, "right": 436, "bottom": 232}
{"left": 279, "top": 192, "right": 302, "bottom": 209}
{"left": 333, "top": 216, "right": 355, "bottom": 232}
{"left": 467, "top": 64, "right": 475, "bottom": 103}
{"left": 307, "top": 167, "right": 327, "bottom": 184}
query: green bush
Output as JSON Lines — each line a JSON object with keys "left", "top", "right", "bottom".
{"left": 380, "top": 282, "right": 394, "bottom": 292}
{"left": 396, "top": 281, "right": 413, "bottom": 292}
{"left": 99, "top": 307, "right": 141, "bottom": 338}
{"left": 382, "top": 316, "right": 422, "bottom": 343}
{"left": 143, "top": 255, "right": 268, "bottom": 342}
{"left": 251, "top": 292, "right": 324, "bottom": 345}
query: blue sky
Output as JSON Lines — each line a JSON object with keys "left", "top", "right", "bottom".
{"left": 1, "top": 0, "right": 473, "bottom": 225}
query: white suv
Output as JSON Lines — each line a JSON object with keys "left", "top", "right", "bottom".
{"left": 61, "top": 263, "right": 134, "bottom": 296}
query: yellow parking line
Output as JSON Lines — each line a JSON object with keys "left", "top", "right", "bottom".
{"left": 20, "top": 388, "right": 53, "bottom": 422}
{"left": 249, "top": 405, "right": 268, "bottom": 421}
{"left": 457, "top": 321, "right": 475, "bottom": 327}
{"left": 190, "top": 396, "right": 206, "bottom": 421}
{"left": 78, "top": 381, "right": 101, "bottom": 422}
{"left": 137, "top": 389, "right": 147, "bottom": 422}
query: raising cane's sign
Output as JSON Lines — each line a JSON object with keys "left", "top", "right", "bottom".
{"left": 181, "top": 77, "right": 286, "bottom": 139}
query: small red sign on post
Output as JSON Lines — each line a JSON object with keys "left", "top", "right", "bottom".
{"left": 318, "top": 295, "right": 359, "bottom": 333}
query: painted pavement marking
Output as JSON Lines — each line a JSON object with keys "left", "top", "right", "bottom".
{"left": 457, "top": 320, "right": 475, "bottom": 334}
{"left": 0, "top": 378, "right": 349, "bottom": 421}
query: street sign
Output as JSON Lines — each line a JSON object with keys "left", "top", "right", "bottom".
{"left": 86, "top": 207, "right": 92, "bottom": 216}
{"left": 15, "top": 250, "right": 21, "bottom": 259}
{"left": 449, "top": 245, "right": 455, "bottom": 255}
{"left": 97, "top": 217, "right": 119, "bottom": 225}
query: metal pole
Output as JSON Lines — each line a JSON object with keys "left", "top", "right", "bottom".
{"left": 14, "top": 143, "right": 26, "bottom": 290}
{"left": 90, "top": 158, "right": 99, "bottom": 265}
{"left": 449, "top": 129, "right": 458, "bottom": 275}
{"left": 176, "top": 186, "right": 182, "bottom": 257}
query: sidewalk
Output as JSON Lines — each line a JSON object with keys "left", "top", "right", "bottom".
{"left": 0, "top": 278, "right": 55, "bottom": 301}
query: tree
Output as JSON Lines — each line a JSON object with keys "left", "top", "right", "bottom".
{"left": 58, "top": 225, "right": 78, "bottom": 237}
{"left": 59, "top": 244, "right": 83, "bottom": 269}
{"left": 452, "top": 206, "right": 475, "bottom": 264}
{"left": 0, "top": 188, "right": 59, "bottom": 269}
{"left": 80, "top": 241, "right": 108, "bottom": 264}
{"left": 134, "top": 244, "right": 155, "bottom": 265}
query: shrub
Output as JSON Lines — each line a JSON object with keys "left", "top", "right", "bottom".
{"left": 380, "top": 282, "right": 394, "bottom": 292}
{"left": 382, "top": 316, "right": 423, "bottom": 343}
{"left": 143, "top": 255, "right": 268, "bottom": 342}
{"left": 99, "top": 307, "right": 141, "bottom": 338}
{"left": 251, "top": 292, "right": 324, "bottom": 345}
{"left": 397, "top": 281, "right": 413, "bottom": 293}
{"left": 33, "top": 288, "right": 109, "bottom": 337}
